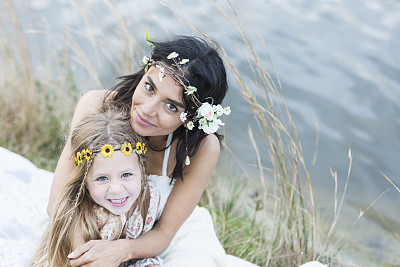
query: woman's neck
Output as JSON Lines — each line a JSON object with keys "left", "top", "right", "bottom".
{"left": 147, "top": 135, "right": 169, "bottom": 148}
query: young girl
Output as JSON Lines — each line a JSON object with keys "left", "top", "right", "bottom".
{"left": 49, "top": 36, "right": 258, "bottom": 266}
{"left": 31, "top": 106, "right": 163, "bottom": 267}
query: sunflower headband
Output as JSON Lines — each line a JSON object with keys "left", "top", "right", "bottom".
{"left": 74, "top": 141, "right": 147, "bottom": 166}
{"left": 142, "top": 53, "right": 231, "bottom": 135}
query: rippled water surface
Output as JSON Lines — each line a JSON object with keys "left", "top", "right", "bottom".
{"left": 4, "top": 0, "right": 400, "bottom": 265}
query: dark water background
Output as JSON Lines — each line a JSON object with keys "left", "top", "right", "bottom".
{"left": 3, "top": 0, "right": 400, "bottom": 265}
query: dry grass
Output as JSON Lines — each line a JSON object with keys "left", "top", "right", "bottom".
{"left": 0, "top": 1, "right": 78, "bottom": 170}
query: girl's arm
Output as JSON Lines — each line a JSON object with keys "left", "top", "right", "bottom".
{"left": 47, "top": 90, "right": 109, "bottom": 216}
{"left": 68, "top": 133, "right": 221, "bottom": 266}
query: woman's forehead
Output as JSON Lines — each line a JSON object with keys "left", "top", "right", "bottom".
{"left": 145, "top": 66, "right": 185, "bottom": 100}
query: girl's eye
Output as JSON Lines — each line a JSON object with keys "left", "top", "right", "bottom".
{"left": 166, "top": 103, "right": 177, "bottom": 112}
{"left": 121, "top": 173, "right": 132, "bottom": 178}
{"left": 97, "top": 176, "right": 108, "bottom": 182}
{"left": 144, "top": 83, "right": 155, "bottom": 94}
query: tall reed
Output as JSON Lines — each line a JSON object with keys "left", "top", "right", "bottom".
{"left": 0, "top": 1, "right": 79, "bottom": 170}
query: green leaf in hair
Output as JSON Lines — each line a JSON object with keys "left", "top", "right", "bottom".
{"left": 145, "top": 30, "right": 153, "bottom": 47}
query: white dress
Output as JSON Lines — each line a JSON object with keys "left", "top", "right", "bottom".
{"left": 148, "top": 133, "right": 259, "bottom": 267}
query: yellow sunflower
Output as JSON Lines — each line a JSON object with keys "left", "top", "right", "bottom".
{"left": 101, "top": 144, "right": 114, "bottom": 157}
{"left": 142, "top": 143, "right": 147, "bottom": 154}
{"left": 121, "top": 142, "right": 133, "bottom": 156}
{"left": 82, "top": 149, "right": 93, "bottom": 160}
{"left": 136, "top": 142, "right": 143, "bottom": 154}
{"left": 75, "top": 151, "right": 83, "bottom": 166}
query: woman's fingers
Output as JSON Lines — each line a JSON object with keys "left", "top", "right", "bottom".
{"left": 69, "top": 250, "right": 93, "bottom": 267}
{"left": 68, "top": 240, "right": 93, "bottom": 259}
{"left": 69, "top": 240, "right": 124, "bottom": 267}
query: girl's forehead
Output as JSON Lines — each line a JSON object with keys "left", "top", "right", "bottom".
{"left": 89, "top": 151, "right": 140, "bottom": 174}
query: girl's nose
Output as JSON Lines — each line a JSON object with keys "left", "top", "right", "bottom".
{"left": 108, "top": 180, "right": 123, "bottom": 195}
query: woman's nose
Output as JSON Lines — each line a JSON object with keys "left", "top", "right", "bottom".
{"left": 141, "top": 97, "right": 158, "bottom": 117}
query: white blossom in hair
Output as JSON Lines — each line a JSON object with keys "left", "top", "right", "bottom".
{"left": 187, "top": 121, "right": 195, "bottom": 130}
{"left": 186, "top": 86, "right": 197, "bottom": 95}
{"left": 180, "top": 59, "right": 189, "bottom": 64}
{"left": 180, "top": 112, "right": 187, "bottom": 122}
{"left": 167, "top": 52, "right": 179, "bottom": 59}
{"left": 191, "top": 102, "right": 230, "bottom": 134}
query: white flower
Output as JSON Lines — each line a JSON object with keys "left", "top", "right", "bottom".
{"left": 167, "top": 52, "right": 179, "bottom": 59}
{"left": 214, "top": 104, "right": 224, "bottom": 116}
{"left": 215, "top": 118, "right": 225, "bottom": 126}
{"left": 142, "top": 56, "right": 150, "bottom": 65}
{"left": 180, "top": 59, "right": 189, "bottom": 64}
{"left": 224, "top": 106, "right": 231, "bottom": 115}
{"left": 198, "top": 103, "right": 215, "bottom": 121}
{"left": 185, "top": 86, "right": 197, "bottom": 95}
{"left": 200, "top": 120, "right": 221, "bottom": 134}
{"left": 156, "top": 65, "right": 165, "bottom": 82}
{"left": 180, "top": 112, "right": 187, "bottom": 122}
{"left": 187, "top": 121, "right": 194, "bottom": 130}
{"left": 198, "top": 117, "right": 207, "bottom": 128}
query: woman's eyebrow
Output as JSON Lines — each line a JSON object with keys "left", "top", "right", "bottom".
{"left": 147, "top": 76, "right": 185, "bottom": 109}
{"left": 147, "top": 76, "right": 158, "bottom": 91}
{"left": 167, "top": 98, "right": 185, "bottom": 109}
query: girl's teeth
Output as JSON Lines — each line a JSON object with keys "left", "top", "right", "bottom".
{"left": 110, "top": 197, "right": 127, "bottom": 204}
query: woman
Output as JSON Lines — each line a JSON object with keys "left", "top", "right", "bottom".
{"left": 48, "top": 35, "right": 256, "bottom": 267}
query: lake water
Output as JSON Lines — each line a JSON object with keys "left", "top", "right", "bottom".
{"left": 3, "top": 0, "right": 400, "bottom": 265}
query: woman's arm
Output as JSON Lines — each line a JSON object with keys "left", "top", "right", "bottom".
{"left": 68, "top": 134, "right": 221, "bottom": 265}
{"left": 47, "top": 90, "right": 109, "bottom": 215}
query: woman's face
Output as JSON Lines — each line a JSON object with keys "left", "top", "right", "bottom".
{"left": 130, "top": 66, "right": 186, "bottom": 137}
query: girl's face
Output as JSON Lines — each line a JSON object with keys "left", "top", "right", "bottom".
{"left": 86, "top": 151, "right": 142, "bottom": 216}
{"left": 130, "top": 66, "right": 186, "bottom": 138}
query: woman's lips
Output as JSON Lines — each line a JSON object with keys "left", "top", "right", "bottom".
{"left": 136, "top": 112, "right": 155, "bottom": 127}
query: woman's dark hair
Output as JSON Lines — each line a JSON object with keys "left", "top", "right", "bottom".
{"left": 108, "top": 36, "right": 228, "bottom": 180}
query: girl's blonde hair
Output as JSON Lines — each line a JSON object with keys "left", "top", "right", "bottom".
{"left": 31, "top": 105, "right": 147, "bottom": 267}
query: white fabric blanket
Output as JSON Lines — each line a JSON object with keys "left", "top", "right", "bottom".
{"left": 0, "top": 147, "right": 52, "bottom": 266}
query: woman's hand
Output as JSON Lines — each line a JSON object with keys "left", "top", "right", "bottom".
{"left": 68, "top": 239, "right": 129, "bottom": 267}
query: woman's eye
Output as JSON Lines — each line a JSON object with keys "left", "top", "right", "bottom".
{"left": 166, "top": 103, "right": 177, "bottom": 112}
{"left": 144, "top": 83, "right": 155, "bottom": 94}
{"left": 121, "top": 173, "right": 132, "bottom": 178}
{"left": 97, "top": 176, "right": 108, "bottom": 182}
